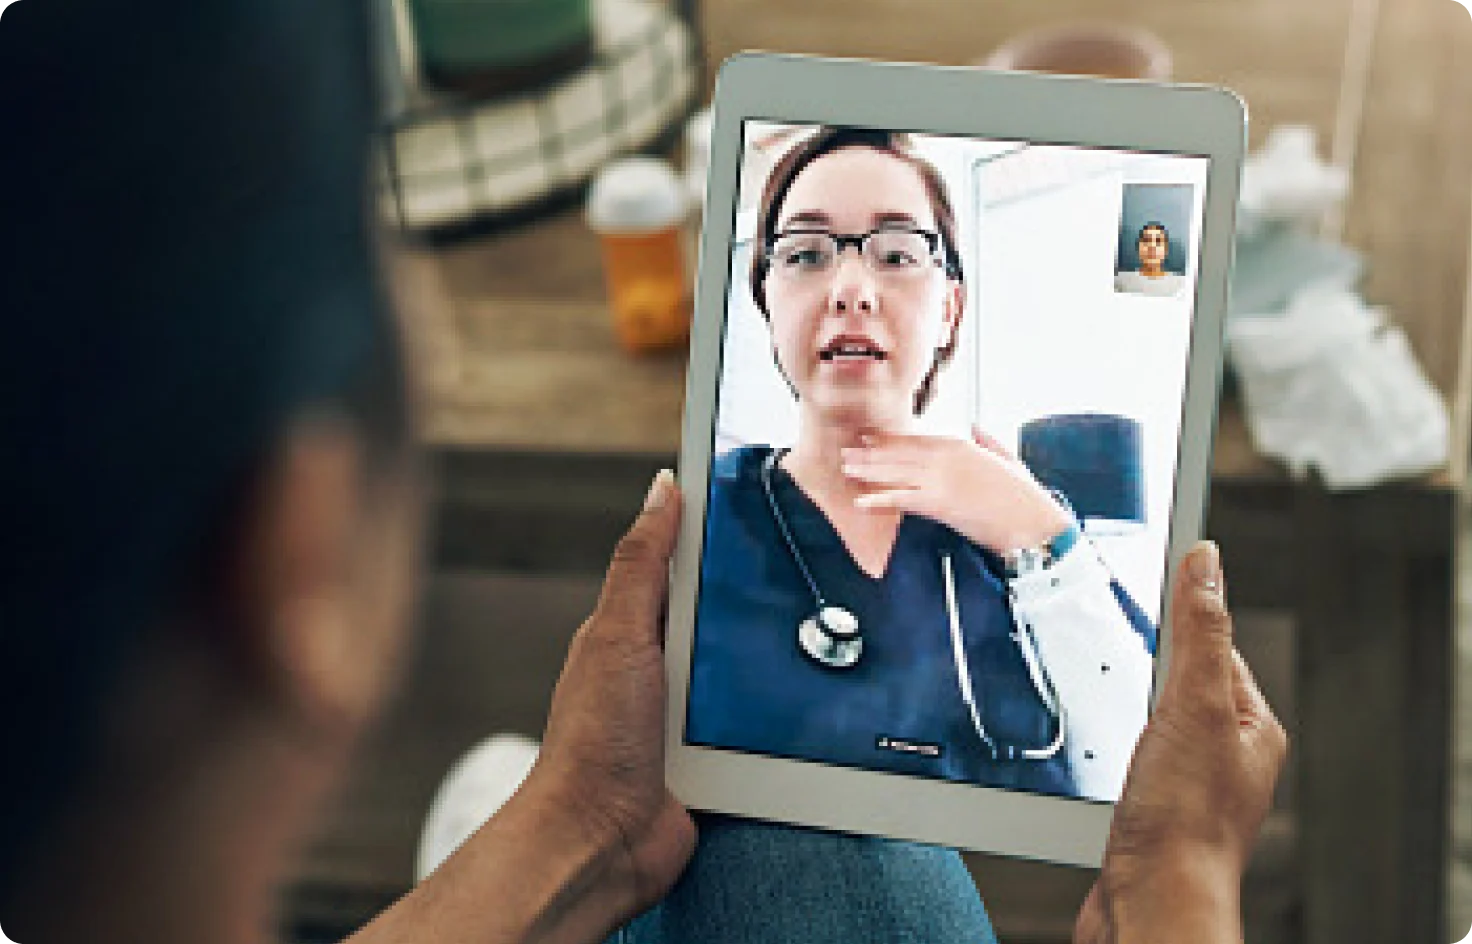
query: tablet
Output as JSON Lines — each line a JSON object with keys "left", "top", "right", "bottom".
{"left": 665, "top": 53, "right": 1244, "bottom": 867}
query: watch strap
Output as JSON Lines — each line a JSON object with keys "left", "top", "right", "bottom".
{"left": 1004, "top": 520, "right": 1082, "bottom": 579}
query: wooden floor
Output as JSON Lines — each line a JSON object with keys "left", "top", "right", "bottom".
{"left": 1450, "top": 502, "right": 1472, "bottom": 940}
{"left": 295, "top": 530, "right": 1472, "bottom": 943}
{"left": 289, "top": 567, "right": 1298, "bottom": 943}
{"left": 292, "top": 487, "right": 1472, "bottom": 944}
{"left": 293, "top": 542, "right": 1472, "bottom": 944}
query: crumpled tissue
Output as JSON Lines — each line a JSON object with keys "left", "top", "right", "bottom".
{"left": 1230, "top": 221, "right": 1363, "bottom": 317}
{"left": 1228, "top": 283, "right": 1449, "bottom": 489}
{"left": 1238, "top": 125, "right": 1350, "bottom": 233}
{"left": 1226, "top": 126, "right": 1450, "bottom": 488}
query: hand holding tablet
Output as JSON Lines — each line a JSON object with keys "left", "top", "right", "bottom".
{"left": 1077, "top": 542, "right": 1287, "bottom": 942}
{"left": 662, "top": 53, "right": 1249, "bottom": 866}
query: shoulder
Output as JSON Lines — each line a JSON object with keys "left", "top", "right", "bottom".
{"left": 704, "top": 444, "right": 777, "bottom": 532}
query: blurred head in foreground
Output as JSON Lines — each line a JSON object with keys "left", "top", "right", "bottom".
{"left": 0, "top": 0, "right": 424, "bottom": 936}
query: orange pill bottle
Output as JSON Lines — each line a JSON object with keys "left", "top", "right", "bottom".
{"left": 586, "top": 157, "right": 692, "bottom": 353}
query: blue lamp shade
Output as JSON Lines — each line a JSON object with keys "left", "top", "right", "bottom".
{"left": 1018, "top": 413, "right": 1146, "bottom": 531}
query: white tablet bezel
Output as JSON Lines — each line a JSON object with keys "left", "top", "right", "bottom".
{"left": 665, "top": 53, "right": 1245, "bottom": 868}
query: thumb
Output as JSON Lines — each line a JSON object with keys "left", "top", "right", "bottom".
{"left": 1160, "top": 541, "right": 1236, "bottom": 711}
{"left": 1074, "top": 884, "right": 1111, "bottom": 944}
{"left": 594, "top": 470, "right": 682, "bottom": 644}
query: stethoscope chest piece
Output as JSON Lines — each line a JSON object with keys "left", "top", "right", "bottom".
{"left": 799, "top": 605, "right": 863, "bottom": 669}
{"left": 761, "top": 448, "right": 1064, "bottom": 760}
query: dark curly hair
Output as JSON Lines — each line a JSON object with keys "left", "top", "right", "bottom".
{"left": 748, "top": 126, "right": 966, "bottom": 415}
{"left": 1138, "top": 221, "right": 1170, "bottom": 245}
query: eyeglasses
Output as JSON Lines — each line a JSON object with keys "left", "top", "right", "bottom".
{"left": 765, "top": 229, "right": 949, "bottom": 280}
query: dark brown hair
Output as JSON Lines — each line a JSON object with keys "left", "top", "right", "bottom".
{"left": 749, "top": 126, "right": 966, "bottom": 415}
{"left": 1138, "top": 221, "right": 1170, "bottom": 245}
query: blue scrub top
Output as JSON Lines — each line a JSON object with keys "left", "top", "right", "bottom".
{"left": 686, "top": 444, "right": 1156, "bottom": 800}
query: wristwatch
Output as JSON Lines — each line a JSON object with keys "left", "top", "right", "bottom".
{"left": 1003, "top": 521, "right": 1082, "bottom": 579}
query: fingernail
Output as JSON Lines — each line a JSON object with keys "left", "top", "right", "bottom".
{"left": 644, "top": 469, "right": 674, "bottom": 511}
{"left": 1189, "top": 541, "right": 1222, "bottom": 593}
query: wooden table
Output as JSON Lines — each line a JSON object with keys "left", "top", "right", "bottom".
{"left": 339, "top": 2, "right": 1472, "bottom": 942}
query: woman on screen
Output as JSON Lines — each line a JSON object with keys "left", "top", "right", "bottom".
{"left": 688, "top": 127, "right": 1157, "bottom": 802}
{"left": 1115, "top": 221, "right": 1186, "bottom": 297}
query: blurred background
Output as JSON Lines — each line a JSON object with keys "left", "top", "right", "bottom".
{"left": 285, "top": 1, "right": 1472, "bottom": 943}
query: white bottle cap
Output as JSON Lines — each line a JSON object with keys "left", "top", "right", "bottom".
{"left": 586, "top": 156, "right": 687, "bottom": 234}
{"left": 685, "top": 107, "right": 713, "bottom": 164}
{"left": 684, "top": 107, "right": 713, "bottom": 210}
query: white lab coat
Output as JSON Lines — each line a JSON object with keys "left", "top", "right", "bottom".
{"left": 1009, "top": 541, "right": 1154, "bottom": 801}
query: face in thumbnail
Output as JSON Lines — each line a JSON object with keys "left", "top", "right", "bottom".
{"left": 1137, "top": 223, "right": 1169, "bottom": 276}
{"left": 1115, "top": 219, "right": 1185, "bottom": 298}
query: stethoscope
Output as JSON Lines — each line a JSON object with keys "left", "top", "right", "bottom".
{"left": 760, "top": 449, "right": 1066, "bottom": 762}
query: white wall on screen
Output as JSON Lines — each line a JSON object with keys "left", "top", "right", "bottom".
{"left": 970, "top": 149, "right": 1206, "bottom": 619}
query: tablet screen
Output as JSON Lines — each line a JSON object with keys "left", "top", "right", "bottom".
{"left": 687, "top": 121, "right": 1210, "bottom": 804}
